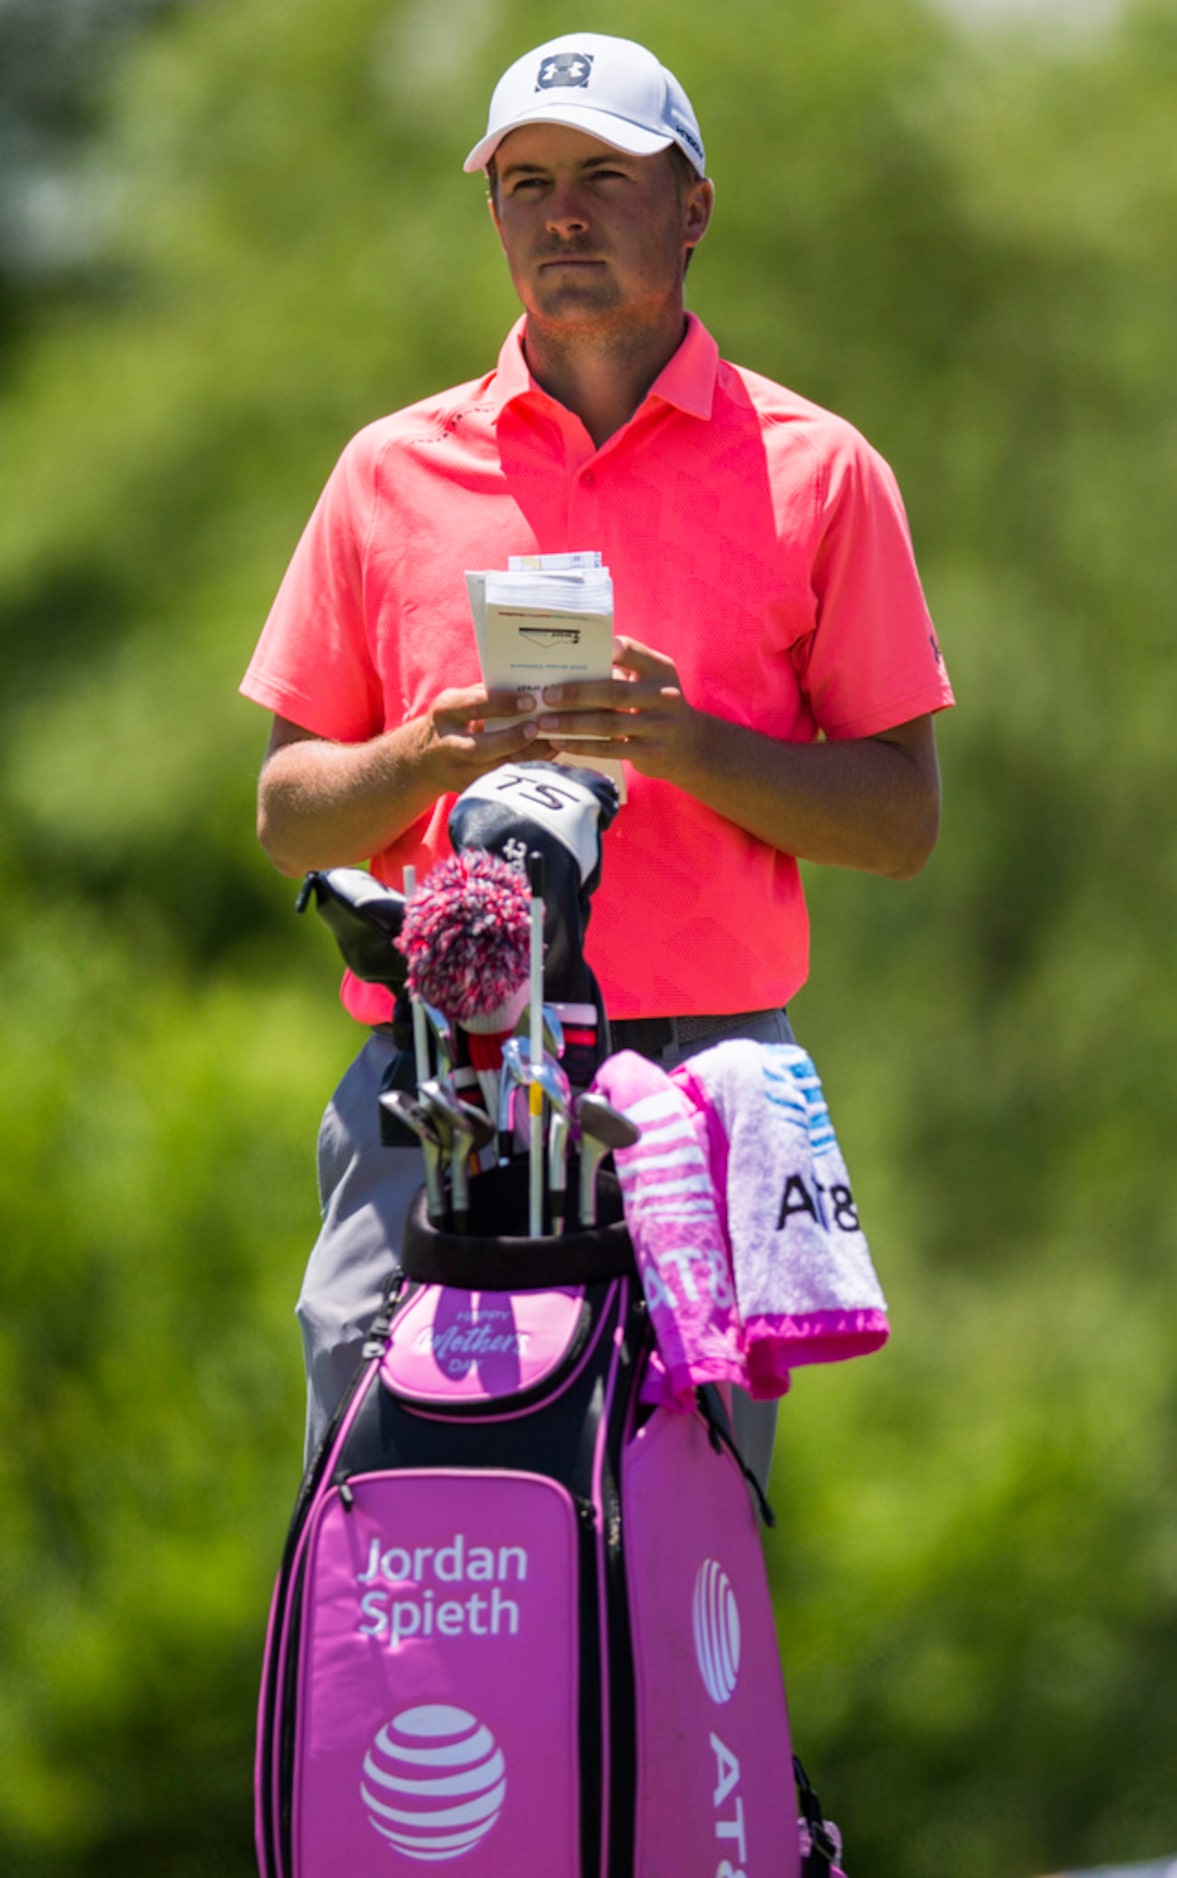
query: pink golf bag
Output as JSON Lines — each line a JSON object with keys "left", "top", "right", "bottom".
{"left": 261, "top": 761, "right": 846, "bottom": 1875}
{"left": 254, "top": 1162, "right": 843, "bottom": 1876}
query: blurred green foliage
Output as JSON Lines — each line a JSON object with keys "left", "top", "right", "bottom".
{"left": 1, "top": 0, "right": 1174, "bottom": 1873}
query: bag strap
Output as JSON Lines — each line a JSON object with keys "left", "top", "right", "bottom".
{"left": 795, "top": 1756, "right": 843, "bottom": 1876}
{"left": 695, "top": 1384, "right": 777, "bottom": 1528}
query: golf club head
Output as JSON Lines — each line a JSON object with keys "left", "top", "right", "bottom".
{"left": 381, "top": 1088, "right": 444, "bottom": 1156}
{"left": 422, "top": 1003, "right": 454, "bottom": 1079}
{"left": 576, "top": 1093, "right": 640, "bottom": 1227}
{"left": 514, "top": 1002, "right": 565, "bottom": 1060}
{"left": 576, "top": 1093, "right": 641, "bottom": 1151}
{"left": 417, "top": 1077, "right": 459, "bottom": 1152}
{"left": 509, "top": 1035, "right": 573, "bottom": 1110}
{"left": 378, "top": 1087, "right": 446, "bottom": 1223}
{"left": 531, "top": 1054, "right": 572, "bottom": 1119}
{"left": 420, "top": 1076, "right": 493, "bottom": 1154}
{"left": 419, "top": 1075, "right": 487, "bottom": 1232}
{"left": 496, "top": 1035, "right": 572, "bottom": 1176}
{"left": 497, "top": 1037, "right": 531, "bottom": 1166}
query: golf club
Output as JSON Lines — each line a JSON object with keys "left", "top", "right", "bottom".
{"left": 422, "top": 1002, "right": 455, "bottom": 1080}
{"left": 497, "top": 1036, "right": 533, "bottom": 1166}
{"left": 526, "top": 851, "right": 545, "bottom": 1235}
{"left": 378, "top": 1086, "right": 446, "bottom": 1225}
{"left": 402, "top": 866, "right": 432, "bottom": 1091}
{"left": 575, "top": 1093, "right": 641, "bottom": 1227}
{"left": 514, "top": 1002, "right": 565, "bottom": 1060}
{"left": 549, "top": 1106, "right": 573, "bottom": 1234}
{"left": 419, "top": 1076, "right": 493, "bottom": 1232}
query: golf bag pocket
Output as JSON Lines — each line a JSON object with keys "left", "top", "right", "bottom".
{"left": 625, "top": 1406, "right": 800, "bottom": 1878}
{"left": 380, "top": 1283, "right": 590, "bottom": 1406}
{"left": 294, "top": 1470, "right": 581, "bottom": 1876}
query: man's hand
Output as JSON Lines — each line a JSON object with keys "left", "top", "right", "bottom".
{"left": 410, "top": 682, "right": 551, "bottom": 782}
{"left": 536, "top": 636, "right": 701, "bottom": 783}
{"left": 536, "top": 634, "right": 942, "bottom": 880}
{"left": 256, "top": 688, "right": 551, "bottom": 877}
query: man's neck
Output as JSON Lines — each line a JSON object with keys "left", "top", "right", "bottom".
{"left": 522, "top": 310, "right": 688, "bottom": 449}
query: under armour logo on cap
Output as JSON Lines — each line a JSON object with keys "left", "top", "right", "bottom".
{"left": 535, "top": 51, "right": 593, "bottom": 91}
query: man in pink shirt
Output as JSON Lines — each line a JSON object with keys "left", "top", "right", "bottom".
{"left": 242, "top": 32, "right": 954, "bottom": 1464}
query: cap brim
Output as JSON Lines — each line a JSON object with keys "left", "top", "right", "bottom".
{"left": 463, "top": 104, "right": 673, "bottom": 174}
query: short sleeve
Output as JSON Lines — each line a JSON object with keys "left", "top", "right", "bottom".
{"left": 239, "top": 430, "right": 387, "bottom": 742}
{"left": 793, "top": 429, "right": 954, "bottom": 740}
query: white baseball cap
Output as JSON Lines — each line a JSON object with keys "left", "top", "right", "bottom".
{"left": 463, "top": 32, "right": 706, "bottom": 178}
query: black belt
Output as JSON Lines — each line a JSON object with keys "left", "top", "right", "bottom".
{"left": 609, "top": 1009, "right": 782, "bottom": 1057}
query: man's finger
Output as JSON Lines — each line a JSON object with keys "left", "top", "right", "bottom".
{"left": 540, "top": 675, "right": 643, "bottom": 714}
{"left": 434, "top": 686, "right": 535, "bottom": 731}
{"left": 537, "top": 705, "right": 638, "bottom": 741}
{"left": 474, "top": 719, "right": 551, "bottom": 758}
{"left": 612, "top": 636, "right": 678, "bottom": 683}
{"left": 484, "top": 688, "right": 539, "bottom": 718}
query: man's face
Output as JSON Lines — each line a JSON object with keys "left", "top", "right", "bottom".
{"left": 487, "top": 123, "right": 712, "bottom": 338}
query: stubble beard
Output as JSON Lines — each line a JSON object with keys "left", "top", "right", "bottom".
{"left": 521, "top": 256, "right": 684, "bottom": 363}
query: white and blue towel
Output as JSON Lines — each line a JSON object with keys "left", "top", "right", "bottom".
{"left": 672, "top": 1041, "right": 889, "bottom": 1397}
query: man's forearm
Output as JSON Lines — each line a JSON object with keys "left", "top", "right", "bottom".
{"left": 675, "top": 710, "right": 942, "bottom": 880}
{"left": 256, "top": 691, "right": 548, "bottom": 877}
{"left": 257, "top": 720, "right": 445, "bottom": 876}
{"left": 536, "top": 637, "right": 943, "bottom": 881}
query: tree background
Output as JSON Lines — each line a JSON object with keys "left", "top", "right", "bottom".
{"left": 1, "top": 0, "right": 1174, "bottom": 1873}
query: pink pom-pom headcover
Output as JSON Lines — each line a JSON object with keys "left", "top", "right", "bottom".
{"left": 397, "top": 850, "right": 532, "bottom": 1022}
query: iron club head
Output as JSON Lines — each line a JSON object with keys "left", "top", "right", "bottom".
{"left": 497, "top": 1036, "right": 532, "bottom": 1166}
{"left": 514, "top": 1002, "right": 565, "bottom": 1060}
{"left": 420, "top": 1076, "right": 493, "bottom": 1231}
{"left": 575, "top": 1093, "right": 640, "bottom": 1228}
{"left": 378, "top": 1087, "right": 447, "bottom": 1224}
{"left": 422, "top": 1003, "right": 454, "bottom": 1080}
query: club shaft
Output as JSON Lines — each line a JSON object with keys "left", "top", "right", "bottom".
{"left": 451, "top": 1131, "right": 473, "bottom": 1233}
{"left": 403, "top": 866, "right": 432, "bottom": 1088}
{"left": 529, "top": 1079, "right": 544, "bottom": 1237}
{"left": 579, "top": 1138, "right": 607, "bottom": 1228}
{"left": 528, "top": 852, "right": 544, "bottom": 1236}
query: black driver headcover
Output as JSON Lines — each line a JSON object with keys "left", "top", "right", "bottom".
{"left": 447, "top": 761, "right": 620, "bottom": 1085}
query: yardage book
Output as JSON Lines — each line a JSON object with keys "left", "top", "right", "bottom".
{"left": 465, "top": 552, "right": 626, "bottom": 798}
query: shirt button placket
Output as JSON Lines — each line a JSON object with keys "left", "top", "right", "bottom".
{"left": 570, "top": 463, "right": 597, "bottom": 540}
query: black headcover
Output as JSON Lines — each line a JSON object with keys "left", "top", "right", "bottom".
{"left": 448, "top": 761, "right": 620, "bottom": 1077}
{"left": 296, "top": 866, "right": 407, "bottom": 991}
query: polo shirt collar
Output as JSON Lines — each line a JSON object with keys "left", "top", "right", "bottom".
{"left": 488, "top": 312, "right": 718, "bottom": 424}
{"left": 648, "top": 313, "right": 718, "bottom": 420}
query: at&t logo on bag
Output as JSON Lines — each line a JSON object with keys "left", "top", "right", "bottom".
{"left": 360, "top": 1705, "right": 505, "bottom": 1862}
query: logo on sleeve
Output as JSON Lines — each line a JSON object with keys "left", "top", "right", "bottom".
{"left": 536, "top": 52, "right": 594, "bottom": 90}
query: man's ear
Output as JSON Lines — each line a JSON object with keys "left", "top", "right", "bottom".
{"left": 684, "top": 177, "right": 714, "bottom": 250}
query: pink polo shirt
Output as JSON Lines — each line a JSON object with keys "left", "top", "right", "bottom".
{"left": 242, "top": 315, "right": 953, "bottom": 1022}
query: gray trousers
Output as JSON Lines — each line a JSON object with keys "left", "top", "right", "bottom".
{"left": 297, "top": 1008, "right": 796, "bottom": 1481}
